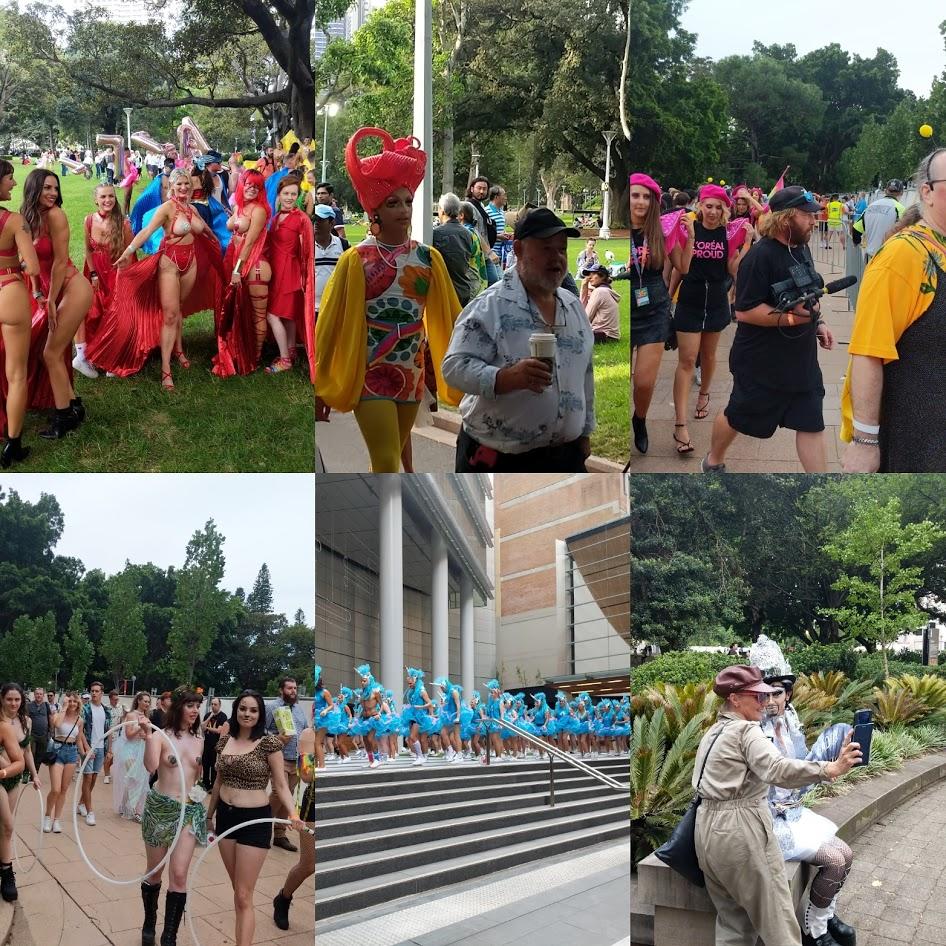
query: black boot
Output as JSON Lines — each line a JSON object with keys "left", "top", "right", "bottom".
{"left": 159, "top": 890, "right": 186, "bottom": 946}
{"left": 1, "top": 436, "right": 30, "bottom": 469}
{"left": 273, "top": 889, "right": 292, "bottom": 930}
{"left": 39, "top": 407, "right": 78, "bottom": 440}
{"left": 632, "top": 414, "right": 649, "bottom": 454}
{"left": 141, "top": 881, "right": 161, "bottom": 946}
{"left": 828, "top": 915, "right": 856, "bottom": 946}
{"left": 70, "top": 396, "right": 85, "bottom": 425}
{"left": 802, "top": 932, "right": 841, "bottom": 946}
{"left": 0, "top": 862, "right": 17, "bottom": 902}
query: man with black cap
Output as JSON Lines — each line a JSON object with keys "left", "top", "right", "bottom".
{"left": 703, "top": 186, "right": 837, "bottom": 473}
{"left": 691, "top": 664, "right": 861, "bottom": 946}
{"left": 442, "top": 207, "right": 596, "bottom": 471}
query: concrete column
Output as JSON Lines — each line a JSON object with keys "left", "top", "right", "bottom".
{"left": 378, "top": 475, "right": 404, "bottom": 694}
{"left": 460, "top": 571, "right": 474, "bottom": 699}
{"left": 411, "top": 0, "right": 433, "bottom": 244}
{"left": 431, "top": 529, "right": 449, "bottom": 681}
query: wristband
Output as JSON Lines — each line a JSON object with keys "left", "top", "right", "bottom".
{"left": 851, "top": 435, "right": 880, "bottom": 446}
{"left": 852, "top": 419, "right": 880, "bottom": 435}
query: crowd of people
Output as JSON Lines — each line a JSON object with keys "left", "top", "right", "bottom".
{"left": 314, "top": 125, "right": 617, "bottom": 473}
{"left": 310, "top": 663, "right": 630, "bottom": 769}
{"left": 0, "top": 135, "right": 320, "bottom": 467}
{"left": 630, "top": 148, "right": 946, "bottom": 473}
{"left": 0, "top": 675, "right": 315, "bottom": 944}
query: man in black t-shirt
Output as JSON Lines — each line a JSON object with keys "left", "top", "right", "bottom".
{"left": 703, "top": 186, "right": 837, "bottom": 472}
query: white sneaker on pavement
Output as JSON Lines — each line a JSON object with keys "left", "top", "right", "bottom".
{"left": 103, "top": 775, "right": 111, "bottom": 784}
{"left": 369, "top": 760, "right": 381, "bottom": 769}
{"left": 52, "top": 820, "right": 62, "bottom": 833}
{"left": 43, "top": 816, "right": 52, "bottom": 833}
{"left": 85, "top": 811, "right": 96, "bottom": 826}
{"left": 77, "top": 803, "right": 88, "bottom": 816}
{"left": 72, "top": 353, "right": 99, "bottom": 379}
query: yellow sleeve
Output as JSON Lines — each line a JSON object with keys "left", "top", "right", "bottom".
{"left": 314, "top": 248, "right": 368, "bottom": 412}
{"left": 424, "top": 247, "right": 465, "bottom": 409}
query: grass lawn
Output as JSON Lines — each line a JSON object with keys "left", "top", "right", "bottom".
{"left": 6, "top": 168, "right": 314, "bottom": 472}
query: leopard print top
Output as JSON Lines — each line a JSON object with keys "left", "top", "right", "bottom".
{"left": 215, "top": 733, "right": 283, "bottom": 790}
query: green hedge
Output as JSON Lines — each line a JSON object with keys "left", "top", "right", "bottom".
{"left": 787, "top": 643, "right": 860, "bottom": 678}
{"left": 855, "top": 653, "right": 946, "bottom": 685}
{"left": 630, "top": 650, "right": 742, "bottom": 694}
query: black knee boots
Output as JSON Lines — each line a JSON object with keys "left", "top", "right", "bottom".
{"left": 160, "top": 890, "right": 186, "bottom": 946}
{"left": 273, "top": 889, "right": 292, "bottom": 930}
{"left": 141, "top": 881, "right": 161, "bottom": 946}
{"left": 0, "top": 862, "right": 16, "bottom": 901}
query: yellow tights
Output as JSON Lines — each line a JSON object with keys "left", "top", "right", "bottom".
{"left": 354, "top": 399, "right": 420, "bottom": 472}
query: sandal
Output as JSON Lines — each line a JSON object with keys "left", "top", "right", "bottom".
{"left": 695, "top": 392, "right": 710, "bottom": 419}
{"left": 265, "top": 357, "right": 293, "bottom": 374}
{"left": 173, "top": 349, "right": 191, "bottom": 369}
{"left": 161, "top": 370, "right": 175, "bottom": 392}
{"left": 674, "top": 423, "right": 694, "bottom": 454}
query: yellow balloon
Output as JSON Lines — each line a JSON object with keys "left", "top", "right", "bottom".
{"left": 920, "top": 124, "right": 934, "bottom": 138}
{"left": 707, "top": 177, "right": 714, "bottom": 183}
{"left": 720, "top": 179, "right": 726, "bottom": 185}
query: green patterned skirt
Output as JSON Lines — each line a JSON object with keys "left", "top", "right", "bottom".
{"left": 141, "top": 789, "right": 208, "bottom": 848}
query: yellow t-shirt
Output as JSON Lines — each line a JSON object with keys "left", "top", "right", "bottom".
{"left": 840, "top": 222, "right": 946, "bottom": 441}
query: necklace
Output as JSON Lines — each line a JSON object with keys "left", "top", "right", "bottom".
{"left": 375, "top": 236, "right": 410, "bottom": 270}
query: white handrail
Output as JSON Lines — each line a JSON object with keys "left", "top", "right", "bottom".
{"left": 495, "top": 718, "right": 627, "bottom": 792}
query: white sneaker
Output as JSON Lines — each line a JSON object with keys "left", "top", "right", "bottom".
{"left": 450, "top": 753, "right": 461, "bottom": 763}
{"left": 43, "top": 816, "right": 52, "bottom": 833}
{"left": 53, "top": 820, "right": 62, "bottom": 833}
{"left": 72, "top": 353, "right": 99, "bottom": 379}
{"left": 103, "top": 775, "right": 111, "bottom": 784}
{"left": 418, "top": 755, "right": 426, "bottom": 765}
{"left": 77, "top": 803, "right": 88, "bottom": 816}
{"left": 369, "top": 760, "right": 381, "bottom": 769}
{"left": 85, "top": 811, "right": 96, "bottom": 826}
{"left": 340, "top": 756, "right": 351, "bottom": 764}
{"left": 411, "top": 756, "right": 423, "bottom": 765}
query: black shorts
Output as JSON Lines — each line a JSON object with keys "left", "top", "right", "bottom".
{"left": 724, "top": 374, "right": 825, "bottom": 438}
{"left": 215, "top": 801, "right": 273, "bottom": 849}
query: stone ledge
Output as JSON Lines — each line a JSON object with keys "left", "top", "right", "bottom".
{"left": 634, "top": 750, "right": 946, "bottom": 946}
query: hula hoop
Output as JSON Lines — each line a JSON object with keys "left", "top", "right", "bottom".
{"left": 185, "top": 817, "right": 314, "bottom": 946}
{"left": 11, "top": 781, "right": 44, "bottom": 875}
{"left": 72, "top": 721, "right": 188, "bottom": 885}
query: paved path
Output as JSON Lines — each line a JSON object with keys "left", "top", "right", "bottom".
{"left": 836, "top": 773, "right": 946, "bottom": 945}
{"left": 631, "top": 240, "right": 857, "bottom": 472}
{"left": 12, "top": 778, "right": 312, "bottom": 945}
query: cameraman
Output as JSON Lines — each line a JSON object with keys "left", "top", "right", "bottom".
{"left": 703, "top": 187, "right": 836, "bottom": 472}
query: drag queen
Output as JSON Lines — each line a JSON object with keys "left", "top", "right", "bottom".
{"left": 140, "top": 687, "right": 207, "bottom": 946}
{"left": 483, "top": 680, "right": 504, "bottom": 759}
{"left": 314, "top": 127, "right": 462, "bottom": 471}
{"left": 0, "top": 683, "right": 38, "bottom": 903}
{"left": 112, "top": 691, "right": 151, "bottom": 822}
{"left": 209, "top": 690, "right": 304, "bottom": 946}
{"left": 750, "top": 635, "right": 857, "bottom": 946}
{"left": 20, "top": 169, "right": 93, "bottom": 439}
{"left": 80, "top": 183, "right": 132, "bottom": 377}
{"left": 265, "top": 176, "right": 314, "bottom": 375}
{"left": 272, "top": 717, "right": 315, "bottom": 930}
{"left": 213, "top": 169, "right": 271, "bottom": 376}
{"left": 434, "top": 677, "right": 463, "bottom": 762}
{"left": 402, "top": 668, "right": 436, "bottom": 765}
{"left": 352, "top": 665, "right": 387, "bottom": 769}
{"left": 0, "top": 159, "right": 40, "bottom": 467}
{"left": 86, "top": 168, "right": 224, "bottom": 390}
{"left": 312, "top": 665, "right": 341, "bottom": 768}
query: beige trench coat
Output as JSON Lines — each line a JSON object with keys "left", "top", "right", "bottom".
{"left": 692, "top": 709, "right": 830, "bottom": 946}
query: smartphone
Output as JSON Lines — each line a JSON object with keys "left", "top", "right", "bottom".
{"left": 852, "top": 709, "right": 873, "bottom": 767}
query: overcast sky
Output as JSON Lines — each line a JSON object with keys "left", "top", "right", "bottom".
{"left": 681, "top": 0, "right": 944, "bottom": 98}
{"left": 2, "top": 475, "right": 314, "bottom": 621}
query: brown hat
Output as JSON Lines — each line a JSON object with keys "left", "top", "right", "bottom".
{"left": 713, "top": 665, "right": 778, "bottom": 698}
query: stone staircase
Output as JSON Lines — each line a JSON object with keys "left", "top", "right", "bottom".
{"left": 315, "top": 752, "right": 630, "bottom": 919}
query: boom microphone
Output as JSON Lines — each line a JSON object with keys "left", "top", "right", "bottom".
{"left": 824, "top": 275, "right": 857, "bottom": 294}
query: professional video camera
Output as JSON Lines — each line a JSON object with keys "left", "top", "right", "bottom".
{"left": 771, "top": 263, "right": 857, "bottom": 317}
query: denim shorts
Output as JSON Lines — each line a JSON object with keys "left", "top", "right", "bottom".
{"left": 82, "top": 745, "right": 105, "bottom": 774}
{"left": 52, "top": 741, "right": 79, "bottom": 766}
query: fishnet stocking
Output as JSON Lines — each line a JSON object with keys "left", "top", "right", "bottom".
{"left": 809, "top": 837, "right": 853, "bottom": 907}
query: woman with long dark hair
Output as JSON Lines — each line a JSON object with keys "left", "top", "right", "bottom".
{"left": 213, "top": 169, "right": 272, "bottom": 376}
{"left": 20, "top": 168, "right": 93, "bottom": 439}
{"left": 0, "top": 683, "right": 38, "bottom": 902}
{"left": 139, "top": 687, "right": 207, "bottom": 946}
{"left": 208, "top": 690, "right": 304, "bottom": 946}
{"left": 627, "top": 173, "right": 694, "bottom": 455}
{"left": 86, "top": 169, "right": 224, "bottom": 390}
{"left": 0, "top": 159, "right": 40, "bottom": 466}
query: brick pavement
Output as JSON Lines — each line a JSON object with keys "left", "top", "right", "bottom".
{"left": 630, "top": 240, "right": 858, "bottom": 472}
{"left": 12, "top": 777, "right": 313, "bottom": 945}
{"left": 837, "top": 773, "right": 946, "bottom": 945}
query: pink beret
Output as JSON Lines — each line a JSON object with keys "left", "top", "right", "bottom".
{"left": 629, "top": 173, "right": 661, "bottom": 200}
{"left": 698, "top": 184, "right": 732, "bottom": 208}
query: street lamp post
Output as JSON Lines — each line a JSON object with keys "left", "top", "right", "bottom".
{"left": 411, "top": 0, "right": 434, "bottom": 243}
{"left": 600, "top": 130, "right": 617, "bottom": 240}
{"left": 123, "top": 107, "right": 133, "bottom": 151}
{"left": 251, "top": 114, "right": 258, "bottom": 153}
{"left": 472, "top": 150, "right": 481, "bottom": 180}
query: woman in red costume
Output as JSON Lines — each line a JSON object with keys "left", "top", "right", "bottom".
{"left": 20, "top": 169, "right": 93, "bottom": 440}
{"left": 265, "top": 177, "right": 314, "bottom": 375}
{"left": 0, "top": 160, "right": 41, "bottom": 467}
{"left": 77, "top": 183, "right": 132, "bottom": 379}
{"left": 314, "top": 127, "right": 462, "bottom": 472}
{"left": 87, "top": 169, "right": 224, "bottom": 390}
{"left": 213, "top": 169, "right": 271, "bottom": 376}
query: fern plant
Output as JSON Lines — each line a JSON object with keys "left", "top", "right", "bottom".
{"left": 873, "top": 687, "right": 929, "bottom": 727}
{"left": 642, "top": 682, "right": 719, "bottom": 742}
